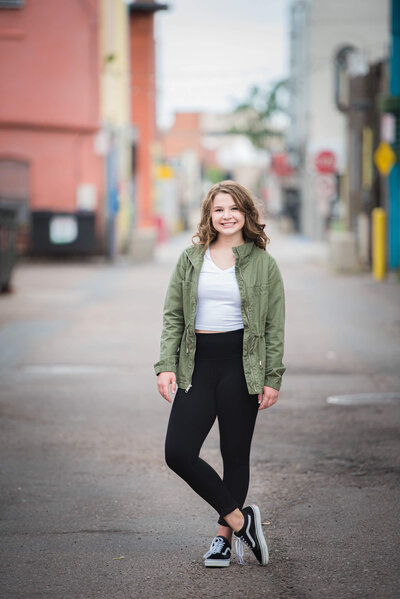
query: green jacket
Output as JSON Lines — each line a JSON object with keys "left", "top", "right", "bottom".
{"left": 154, "top": 240, "right": 286, "bottom": 394}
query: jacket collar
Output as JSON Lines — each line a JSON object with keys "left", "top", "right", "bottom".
{"left": 186, "top": 240, "right": 255, "bottom": 269}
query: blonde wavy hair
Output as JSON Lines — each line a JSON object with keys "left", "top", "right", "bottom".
{"left": 192, "top": 180, "right": 269, "bottom": 250}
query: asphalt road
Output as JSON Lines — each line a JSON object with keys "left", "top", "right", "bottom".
{"left": 1, "top": 229, "right": 399, "bottom": 599}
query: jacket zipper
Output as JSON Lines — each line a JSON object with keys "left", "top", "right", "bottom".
{"left": 184, "top": 250, "right": 199, "bottom": 393}
{"left": 237, "top": 261, "right": 258, "bottom": 393}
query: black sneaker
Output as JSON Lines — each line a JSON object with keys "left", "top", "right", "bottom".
{"left": 234, "top": 504, "right": 269, "bottom": 565}
{"left": 203, "top": 535, "right": 231, "bottom": 567}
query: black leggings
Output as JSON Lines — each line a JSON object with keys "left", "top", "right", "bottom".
{"left": 165, "top": 329, "right": 259, "bottom": 526}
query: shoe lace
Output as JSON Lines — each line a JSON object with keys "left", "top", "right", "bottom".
{"left": 235, "top": 537, "right": 246, "bottom": 565}
{"left": 203, "top": 536, "right": 225, "bottom": 559}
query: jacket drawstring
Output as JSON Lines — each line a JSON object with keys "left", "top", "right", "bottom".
{"left": 185, "top": 326, "right": 191, "bottom": 354}
{"left": 249, "top": 333, "right": 263, "bottom": 368}
{"left": 185, "top": 326, "right": 193, "bottom": 392}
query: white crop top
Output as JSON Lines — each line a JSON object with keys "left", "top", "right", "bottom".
{"left": 195, "top": 248, "right": 244, "bottom": 332}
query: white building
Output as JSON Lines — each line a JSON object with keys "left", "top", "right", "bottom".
{"left": 289, "top": 0, "right": 390, "bottom": 240}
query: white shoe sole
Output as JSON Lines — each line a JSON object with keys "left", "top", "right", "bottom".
{"left": 251, "top": 504, "right": 269, "bottom": 565}
{"left": 204, "top": 558, "right": 230, "bottom": 567}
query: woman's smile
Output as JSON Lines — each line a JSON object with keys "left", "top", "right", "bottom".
{"left": 211, "top": 193, "right": 245, "bottom": 236}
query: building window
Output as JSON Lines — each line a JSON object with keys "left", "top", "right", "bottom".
{"left": 0, "top": 0, "right": 25, "bottom": 9}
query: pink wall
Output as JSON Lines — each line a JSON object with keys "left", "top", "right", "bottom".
{"left": 0, "top": 0, "right": 103, "bottom": 237}
{"left": 0, "top": 129, "right": 102, "bottom": 212}
{"left": 0, "top": 0, "right": 99, "bottom": 128}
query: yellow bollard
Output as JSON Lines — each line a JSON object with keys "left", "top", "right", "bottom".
{"left": 372, "top": 207, "right": 386, "bottom": 281}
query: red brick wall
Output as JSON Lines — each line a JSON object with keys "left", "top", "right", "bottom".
{"left": 0, "top": 0, "right": 103, "bottom": 237}
{"left": 130, "top": 12, "right": 157, "bottom": 228}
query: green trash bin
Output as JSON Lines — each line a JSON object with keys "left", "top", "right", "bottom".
{"left": 0, "top": 204, "right": 18, "bottom": 293}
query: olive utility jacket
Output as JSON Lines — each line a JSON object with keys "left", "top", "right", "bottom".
{"left": 154, "top": 240, "right": 286, "bottom": 395}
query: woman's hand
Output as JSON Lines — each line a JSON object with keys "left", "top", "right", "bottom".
{"left": 257, "top": 386, "right": 278, "bottom": 410}
{"left": 157, "top": 372, "right": 177, "bottom": 403}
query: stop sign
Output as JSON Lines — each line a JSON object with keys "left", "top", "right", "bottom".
{"left": 271, "top": 153, "right": 293, "bottom": 177}
{"left": 314, "top": 150, "right": 336, "bottom": 174}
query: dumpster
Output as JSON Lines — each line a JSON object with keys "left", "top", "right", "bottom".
{"left": 31, "top": 211, "right": 96, "bottom": 255}
{"left": 0, "top": 204, "right": 18, "bottom": 292}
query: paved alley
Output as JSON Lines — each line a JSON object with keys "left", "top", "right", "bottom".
{"left": 1, "top": 228, "right": 399, "bottom": 599}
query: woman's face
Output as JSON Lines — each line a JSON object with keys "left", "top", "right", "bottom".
{"left": 211, "top": 193, "right": 245, "bottom": 238}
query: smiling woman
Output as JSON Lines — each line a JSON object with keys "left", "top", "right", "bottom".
{"left": 211, "top": 195, "right": 245, "bottom": 244}
{"left": 194, "top": 180, "right": 269, "bottom": 252}
{"left": 154, "top": 180, "right": 286, "bottom": 569}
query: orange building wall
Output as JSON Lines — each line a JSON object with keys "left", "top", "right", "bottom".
{"left": 0, "top": 0, "right": 103, "bottom": 237}
{"left": 130, "top": 12, "right": 157, "bottom": 229}
{"left": 162, "top": 113, "right": 203, "bottom": 159}
{"left": 161, "top": 112, "right": 218, "bottom": 168}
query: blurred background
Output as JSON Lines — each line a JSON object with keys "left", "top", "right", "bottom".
{"left": 0, "top": 0, "right": 399, "bottom": 279}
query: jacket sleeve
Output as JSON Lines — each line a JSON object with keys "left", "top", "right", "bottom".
{"left": 153, "top": 251, "right": 187, "bottom": 376}
{"left": 264, "top": 255, "right": 286, "bottom": 391}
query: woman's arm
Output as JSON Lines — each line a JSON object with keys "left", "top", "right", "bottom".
{"left": 154, "top": 251, "right": 187, "bottom": 377}
{"left": 264, "top": 256, "right": 286, "bottom": 392}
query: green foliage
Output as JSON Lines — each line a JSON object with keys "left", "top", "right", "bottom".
{"left": 204, "top": 166, "right": 226, "bottom": 185}
{"left": 231, "top": 79, "right": 289, "bottom": 149}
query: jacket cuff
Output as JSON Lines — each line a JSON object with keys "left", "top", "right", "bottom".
{"left": 154, "top": 358, "right": 178, "bottom": 376}
{"left": 264, "top": 376, "right": 282, "bottom": 391}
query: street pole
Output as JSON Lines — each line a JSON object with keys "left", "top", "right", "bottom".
{"left": 372, "top": 207, "right": 386, "bottom": 280}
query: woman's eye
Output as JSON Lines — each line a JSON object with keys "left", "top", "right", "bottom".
{"left": 232, "top": 206, "right": 238, "bottom": 210}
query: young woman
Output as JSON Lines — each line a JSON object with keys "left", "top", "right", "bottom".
{"left": 154, "top": 180, "right": 285, "bottom": 567}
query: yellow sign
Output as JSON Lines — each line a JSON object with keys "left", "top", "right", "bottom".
{"left": 157, "top": 164, "right": 174, "bottom": 179}
{"left": 374, "top": 141, "right": 396, "bottom": 176}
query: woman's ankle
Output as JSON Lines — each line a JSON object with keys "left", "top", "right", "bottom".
{"left": 217, "top": 525, "right": 232, "bottom": 542}
{"left": 223, "top": 508, "right": 245, "bottom": 533}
